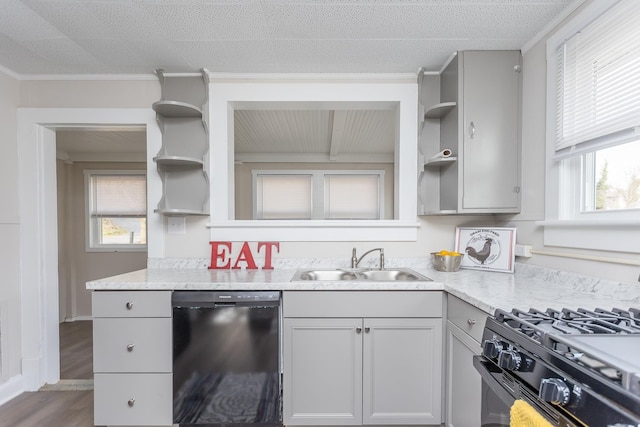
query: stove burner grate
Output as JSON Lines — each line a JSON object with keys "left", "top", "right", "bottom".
{"left": 497, "top": 307, "right": 640, "bottom": 341}
{"left": 494, "top": 306, "right": 640, "bottom": 395}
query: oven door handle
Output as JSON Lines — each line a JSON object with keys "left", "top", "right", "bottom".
{"left": 473, "top": 355, "right": 520, "bottom": 408}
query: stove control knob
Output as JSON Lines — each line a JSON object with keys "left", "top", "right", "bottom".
{"left": 482, "top": 339, "right": 502, "bottom": 359}
{"left": 539, "top": 378, "right": 570, "bottom": 406}
{"left": 498, "top": 349, "right": 522, "bottom": 371}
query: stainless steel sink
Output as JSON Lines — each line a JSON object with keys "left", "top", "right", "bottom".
{"left": 359, "top": 269, "right": 429, "bottom": 281}
{"left": 294, "top": 270, "right": 359, "bottom": 281}
{"left": 291, "top": 268, "right": 431, "bottom": 282}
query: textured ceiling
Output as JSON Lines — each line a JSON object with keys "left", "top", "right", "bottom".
{"left": 0, "top": 0, "right": 575, "bottom": 77}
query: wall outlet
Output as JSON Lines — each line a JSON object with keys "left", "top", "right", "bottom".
{"left": 514, "top": 244, "right": 532, "bottom": 258}
{"left": 167, "top": 216, "right": 186, "bottom": 235}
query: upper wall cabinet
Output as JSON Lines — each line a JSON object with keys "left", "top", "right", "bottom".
{"left": 153, "top": 69, "right": 210, "bottom": 216}
{"left": 418, "top": 51, "right": 522, "bottom": 215}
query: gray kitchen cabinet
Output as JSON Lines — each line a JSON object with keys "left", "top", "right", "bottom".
{"left": 418, "top": 50, "right": 522, "bottom": 215}
{"left": 445, "top": 295, "right": 488, "bottom": 427}
{"left": 284, "top": 317, "right": 363, "bottom": 425}
{"left": 153, "top": 69, "right": 210, "bottom": 216}
{"left": 283, "top": 291, "right": 444, "bottom": 426}
{"left": 92, "top": 291, "right": 173, "bottom": 426}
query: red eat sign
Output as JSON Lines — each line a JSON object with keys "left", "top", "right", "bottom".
{"left": 208, "top": 241, "right": 280, "bottom": 270}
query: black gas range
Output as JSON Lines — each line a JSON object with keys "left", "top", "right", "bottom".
{"left": 474, "top": 307, "right": 640, "bottom": 427}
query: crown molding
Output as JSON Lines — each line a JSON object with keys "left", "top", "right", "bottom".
{"left": 0, "top": 64, "right": 21, "bottom": 80}
{"left": 17, "top": 73, "right": 157, "bottom": 81}
{"left": 207, "top": 72, "right": 418, "bottom": 83}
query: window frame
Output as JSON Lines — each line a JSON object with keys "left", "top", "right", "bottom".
{"left": 206, "top": 81, "right": 420, "bottom": 242}
{"left": 84, "top": 169, "right": 148, "bottom": 253}
{"left": 252, "top": 169, "right": 385, "bottom": 220}
{"left": 544, "top": 0, "right": 640, "bottom": 254}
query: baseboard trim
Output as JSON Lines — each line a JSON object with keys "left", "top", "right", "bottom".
{"left": 21, "top": 355, "right": 46, "bottom": 391}
{"left": 62, "top": 315, "right": 93, "bottom": 322}
{"left": 0, "top": 375, "right": 24, "bottom": 406}
{"left": 39, "top": 379, "right": 93, "bottom": 391}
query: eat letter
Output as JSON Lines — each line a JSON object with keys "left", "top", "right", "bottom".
{"left": 232, "top": 242, "right": 258, "bottom": 270}
{"left": 258, "top": 242, "right": 280, "bottom": 270}
{"left": 209, "top": 241, "right": 232, "bottom": 269}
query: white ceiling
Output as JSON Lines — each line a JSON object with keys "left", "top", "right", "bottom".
{"left": 0, "top": 0, "right": 576, "bottom": 77}
{"left": 56, "top": 128, "right": 146, "bottom": 161}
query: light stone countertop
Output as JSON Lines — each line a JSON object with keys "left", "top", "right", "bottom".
{"left": 86, "top": 261, "right": 640, "bottom": 316}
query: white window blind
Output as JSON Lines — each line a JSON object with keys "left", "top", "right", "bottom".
{"left": 255, "top": 174, "right": 313, "bottom": 220}
{"left": 554, "top": 0, "right": 640, "bottom": 159}
{"left": 324, "top": 174, "right": 380, "bottom": 219}
{"left": 85, "top": 171, "right": 147, "bottom": 250}
{"left": 91, "top": 174, "right": 147, "bottom": 217}
{"left": 252, "top": 170, "right": 384, "bottom": 220}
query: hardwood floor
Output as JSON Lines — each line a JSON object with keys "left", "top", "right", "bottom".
{"left": 59, "top": 321, "right": 93, "bottom": 380}
{"left": 0, "top": 321, "right": 98, "bottom": 427}
{"left": 0, "top": 390, "right": 96, "bottom": 427}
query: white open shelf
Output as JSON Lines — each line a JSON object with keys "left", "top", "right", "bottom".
{"left": 424, "top": 157, "right": 457, "bottom": 168}
{"left": 423, "top": 102, "right": 456, "bottom": 119}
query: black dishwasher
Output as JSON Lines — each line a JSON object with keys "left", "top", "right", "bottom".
{"left": 172, "top": 291, "right": 281, "bottom": 427}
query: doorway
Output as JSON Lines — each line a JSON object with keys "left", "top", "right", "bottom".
{"left": 55, "top": 127, "right": 148, "bottom": 382}
{"left": 17, "top": 108, "right": 163, "bottom": 390}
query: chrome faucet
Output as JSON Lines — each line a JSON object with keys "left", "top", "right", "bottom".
{"left": 351, "top": 247, "right": 385, "bottom": 269}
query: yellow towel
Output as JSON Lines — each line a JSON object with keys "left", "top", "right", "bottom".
{"left": 510, "top": 399, "right": 554, "bottom": 427}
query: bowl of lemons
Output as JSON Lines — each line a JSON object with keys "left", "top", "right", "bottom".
{"left": 431, "top": 250, "right": 463, "bottom": 272}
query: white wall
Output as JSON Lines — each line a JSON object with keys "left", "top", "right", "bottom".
{"left": 19, "top": 79, "right": 159, "bottom": 108}
{"left": 0, "top": 71, "right": 22, "bottom": 388}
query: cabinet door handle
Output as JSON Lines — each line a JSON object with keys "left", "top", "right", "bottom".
{"left": 356, "top": 327, "right": 362, "bottom": 334}
{"left": 469, "top": 121, "right": 476, "bottom": 139}
{"left": 128, "top": 398, "right": 135, "bottom": 407}
{"left": 364, "top": 326, "right": 371, "bottom": 333}
{"left": 467, "top": 319, "right": 476, "bottom": 326}
{"left": 127, "top": 344, "right": 135, "bottom": 352}
{"left": 125, "top": 302, "right": 134, "bottom": 310}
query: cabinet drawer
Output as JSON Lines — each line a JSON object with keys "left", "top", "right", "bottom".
{"left": 283, "top": 291, "right": 442, "bottom": 318}
{"left": 92, "top": 291, "right": 171, "bottom": 318}
{"left": 94, "top": 373, "right": 172, "bottom": 426}
{"left": 447, "top": 296, "right": 488, "bottom": 343}
{"left": 93, "top": 318, "right": 172, "bottom": 373}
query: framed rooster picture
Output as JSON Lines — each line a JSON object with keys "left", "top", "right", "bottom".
{"left": 455, "top": 227, "right": 516, "bottom": 273}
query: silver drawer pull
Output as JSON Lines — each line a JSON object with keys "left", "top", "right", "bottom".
{"left": 364, "top": 326, "right": 370, "bottom": 333}
{"left": 128, "top": 398, "right": 135, "bottom": 407}
{"left": 467, "top": 319, "right": 476, "bottom": 326}
{"left": 356, "top": 327, "right": 362, "bottom": 334}
{"left": 127, "top": 344, "right": 135, "bottom": 352}
{"left": 125, "top": 302, "right": 134, "bottom": 310}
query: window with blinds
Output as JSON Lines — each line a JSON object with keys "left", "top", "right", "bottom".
{"left": 253, "top": 170, "right": 384, "bottom": 220}
{"left": 255, "top": 174, "right": 313, "bottom": 220}
{"left": 551, "top": 0, "right": 640, "bottom": 213}
{"left": 324, "top": 174, "right": 381, "bottom": 219}
{"left": 85, "top": 171, "right": 147, "bottom": 250}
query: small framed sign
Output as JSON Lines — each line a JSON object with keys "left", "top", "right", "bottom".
{"left": 455, "top": 227, "right": 517, "bottom": 273}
